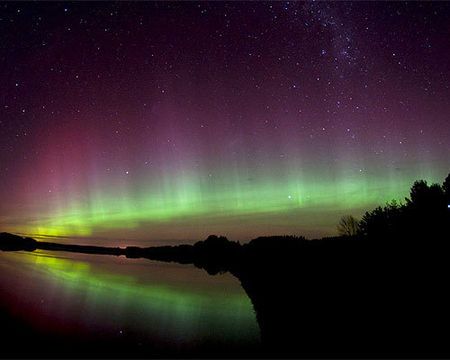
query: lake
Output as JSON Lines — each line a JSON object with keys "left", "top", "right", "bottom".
{"left": 0, "top": 249, "right": 261, "bottom": 357}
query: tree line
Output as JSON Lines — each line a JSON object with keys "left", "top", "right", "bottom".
{"left": 337, "top": 172, "right": 450, "bottom": 240}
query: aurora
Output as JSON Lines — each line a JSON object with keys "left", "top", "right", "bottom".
{"left": 0, "top": 2, "right": 449, "bottom": 244}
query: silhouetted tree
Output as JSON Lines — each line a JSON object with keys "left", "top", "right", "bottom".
{"left": 407, "top": 180, "right": 429, "bottom": 208}
{"left": 443, "top": 173, "right": 450, "bottom": 201}
{"left": 428, "top": 183, "right": 446, "bottom": 208}
{"left": 337, "top": 215, "right": 360, "bottom": 236}
{"left": 358, "top": 200, "right": 404, "bottom": 239}
{"left": 406, "top": 180, "right": 445, "bottom": 211}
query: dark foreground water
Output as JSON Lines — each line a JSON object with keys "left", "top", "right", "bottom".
{"left": 0, "top": 250, "right": 260, "bottom": 357}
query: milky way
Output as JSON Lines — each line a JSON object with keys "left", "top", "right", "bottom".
{"left": 0, "top": 2, "right": 449, "bottom": 243}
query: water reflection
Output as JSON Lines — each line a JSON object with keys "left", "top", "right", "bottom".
{"left": 0, "top": 250, "right": 260, "bottom": 356}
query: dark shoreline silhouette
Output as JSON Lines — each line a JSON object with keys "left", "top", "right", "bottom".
{"left": 1, "top": 231, "right": 450, "bottom": 357}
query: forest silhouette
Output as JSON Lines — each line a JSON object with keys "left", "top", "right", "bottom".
{"left": 1, "top": 172, "right": 449, "bottom": 357}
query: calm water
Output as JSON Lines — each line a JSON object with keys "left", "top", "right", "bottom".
{"left": 0, "top": 249, "right": 260, "bottom": 355}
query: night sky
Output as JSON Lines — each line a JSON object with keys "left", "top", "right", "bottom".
{"left": 0, "top": 2, "right": 449, "bottom": 243}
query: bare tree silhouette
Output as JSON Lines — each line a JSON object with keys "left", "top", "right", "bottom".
{"left": 336, "top": 215, "right": 360, "bottom": 236}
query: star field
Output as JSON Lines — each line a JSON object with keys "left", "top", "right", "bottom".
{"left": 0, "top": 2, "right": 449, "bottom": 243}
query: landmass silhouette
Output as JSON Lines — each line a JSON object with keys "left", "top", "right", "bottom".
{"left": 1, "top": 172, "right": 449, "bottom": 357}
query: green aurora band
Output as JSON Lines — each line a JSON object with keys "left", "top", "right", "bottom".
{"left": 4, "top": 163, "right": 446, "bottom": 242}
